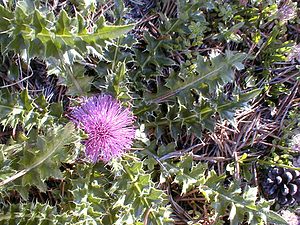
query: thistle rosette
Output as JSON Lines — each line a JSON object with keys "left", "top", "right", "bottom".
{"left": 70, "top": 94, "right": 136, "bottom": 162}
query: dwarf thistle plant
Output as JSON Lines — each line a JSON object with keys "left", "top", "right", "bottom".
{"left": 0, "top": 0, "right": 293, "bottom": 224}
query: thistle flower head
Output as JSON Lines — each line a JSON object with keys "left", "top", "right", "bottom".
{"left": 70, "top": 94, "right": 136, "bottom": 162}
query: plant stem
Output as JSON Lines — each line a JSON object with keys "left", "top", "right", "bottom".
{"left": 258, "top": 160, "right": 300, "bottom": 171}
{"left": 112, "top": 38, "right": 120, "bottom": 71}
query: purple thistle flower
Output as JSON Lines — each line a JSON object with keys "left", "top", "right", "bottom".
{"left": 70, "top": 94, "right": 136, "bottom": 162}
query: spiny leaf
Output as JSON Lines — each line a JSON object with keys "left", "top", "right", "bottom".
{"left": 109, "top": 159, "right": 173, "bottom": 225}
{"left": 0, "top": 123, "right": 76, "bottom": 187}
{"left": 161, "top": 154, "right": 288, "bottom": 225}
{"left": 202, "top": 170, "right": 288, "bottom": 225}
{"left": 0, "top": 5, "right": 13, "bottom": 31}
{"left": 147, "top": 51, "right": 247, "bottom": 104}
{"left": 0, "top": 89, "right": 58, "bottom": 131}
{"left": 0, "top": 6, "right": 134, "bottom": 58}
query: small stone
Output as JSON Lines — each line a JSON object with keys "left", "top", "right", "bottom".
{"left": 280, "top": 210, "right": 300, "bottom": 225}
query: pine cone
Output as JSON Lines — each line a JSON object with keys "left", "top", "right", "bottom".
{"left": 262, "top": 167, "right": 300, "bottom": 206}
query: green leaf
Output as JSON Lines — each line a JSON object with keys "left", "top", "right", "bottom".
{"left": 0, "top": 89, "right": 57, "bottom": 131}
{"left": 161, "top": 154, "right": 287, "bottom": 225}
{"left": 0, "top": 5, "right": 13, "bottom": 31}
{"left": 20, "top": 89, "right": 33, "bottom": 111}
{"left": 45, "top": 40, "right": 59, "bottom": 58}
{"left": 267, "top": 210, "right": 289, "bottom": 225}
{"left": 55, "top": 10, "right": 72, "bottom": 36}
{"left": 1, "top": 6, "right": 134, "bottom": 59}
{"left": 147, "top": 51, "right": 247, "bottom": 104}
{"left": 109, "top": 159, "right": 173, "bottom": 224}
{"left": 0, "top": 123, "right": 76, "bottom": 187}
{"left": 113, "top": 61, "right": 126, "bottom": 96}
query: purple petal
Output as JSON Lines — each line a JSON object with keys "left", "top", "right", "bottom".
{"left": 70, "top": 94, "right": 136, "bottom": 162}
